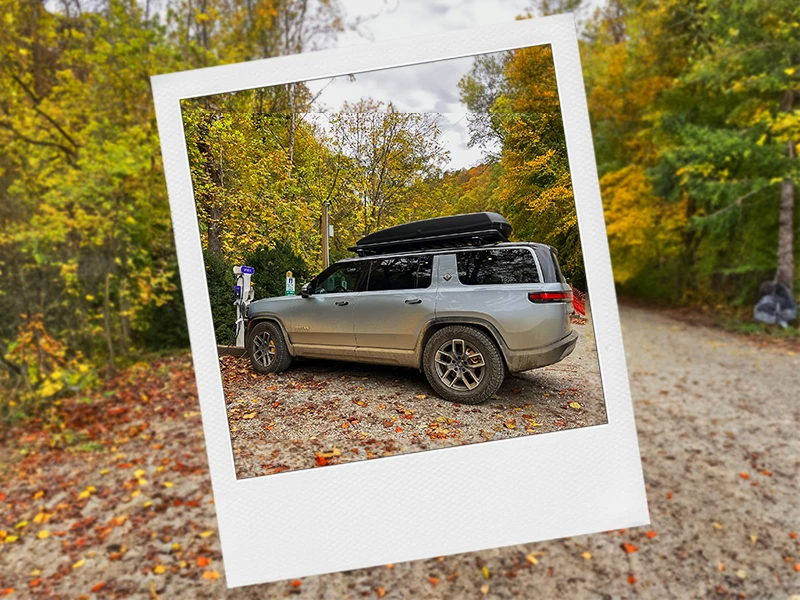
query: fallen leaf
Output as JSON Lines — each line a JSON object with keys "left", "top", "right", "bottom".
{"left": 37, "top": 530, "right": 49, "bottom": 539}
{"left": 569, "top": 402, "right": 581, "bottom": 409}
{"left": 581, "top": 552, "right": 592, "bottom": 560}
{"left": 628, "top": 575, "right": 636, "bottom": 585}
{"left": 197, "top": 556, "right": 210, "bottom": 568}
{"left": 736, "top": 569, "right": 746, "bottom": 579}
{"left": 202, "top": 570, "right": 221, "bottom": 580}
{"left": 291, "top": 580, "right": 302, "bottom": 588}
{"left": 738, "top": 472, "right": 749, "bottom": 480}
{"left": 199, "top": 531, "right": 214, "bottom": 538}
{"left": 154, "top": 565, "right": 166, "bottom": 574}
{"left": 315, "top": 455, "right": 327, "bottom": 466}
{"left": 481, "top": 584, "right": 489, "bottom": 595}
{"left": 645, "top": 531, "right": 657, "bottom": 539}
{"left": 73, "top": 559, "right": 85, "bottom": 569}
{"left": 242, "top": 412, "right": 256, "bottom": 419}
{"left": 428, "top": 577, "right": 438, "bottom": 586}
{"left": 482, "top": 566, "right": 490, "bottom": 579}
{"left": 621, "top": 543, "right": 638, "bottom": 554}
{"left": 377, "top": 587, "right": 386, "bottom": 598}
{"left": 28, "top": 579, "right": 41, "bottom": 589}
{"left": 91, "top": 582, "right": 106, "bottom": 593}
{"left": 525, "top": 553, "right": 538, "bottom": 565}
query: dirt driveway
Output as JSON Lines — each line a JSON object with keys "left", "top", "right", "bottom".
{"left": 1, "top": 305, "right": 798, "bottom": 599}
{"left": 222, "top": 317, "right": 606, "bottom": 479}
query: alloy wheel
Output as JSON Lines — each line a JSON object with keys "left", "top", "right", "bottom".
{"left": 434, "top": 338, "right": 486, "bottom": 391}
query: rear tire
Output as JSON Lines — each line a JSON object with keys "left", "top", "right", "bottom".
{"left": 247, "top": 321, "right": 293, "bottom": 374}
{"left": 423, "top": 325, "right": 504, "bottom": 404}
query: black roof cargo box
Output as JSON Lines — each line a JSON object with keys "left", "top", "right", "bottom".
{"left": 350, "top": 212, "right": 512, "bottom": 255}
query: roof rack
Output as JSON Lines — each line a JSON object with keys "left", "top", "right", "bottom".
{"left": 349, "top": 212, "right": 512, "bottom": 256}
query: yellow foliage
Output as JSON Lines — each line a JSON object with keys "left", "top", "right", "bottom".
{"left": 601, "top": 166, "right": 686, "bottom": 284}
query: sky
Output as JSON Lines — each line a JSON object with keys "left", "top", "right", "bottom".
{"left": 304, "top": 55, "right": 500, "bottom": 171}
{"left": 301, "top": 0, "right": 601, "bottom": 170}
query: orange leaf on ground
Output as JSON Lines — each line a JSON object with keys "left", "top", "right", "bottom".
{"left": 428, "top": 577, "right": 439, "bottom": 586}
{"left": 666, "top": 492, "right": 673, "bottom": 499}
{"left": 291, "top": 580, "right": 302, "bottom": 588}
{"left": 315, "top": 455, "right": 327, "bottom": 466}
{"left": 621, "top": 543, "right": 639, "bottom": 554}
{"left": 790, "top": 532, "right": 797, "bottom": 539}
{"left": 197, "top": 556, "right": 210, "bottom": 568}
{"left": 645, "top": 531, "right": 657, "bottom": 539}
{"left": 0, "top": 590, "right": 14, "bottom": 598}
{"left": 628, "top": 575, "right": 636, "bottom": 585}
{"left": 377, "top": 587, "right": 386, "bottom": 598}
{"left": 794, "top": 564, "right": 800, "bottom": 572}
{"left": 738, "top": 472, "right": 749, "bottom": 479}
{"left": 202, "top": 570, "right": 221, "bottom": 580}
{"left": 28, "top": 579, "right": 42, "bottom": 588}
{"left": 91, "top": 582, "right": 106, "bottom": 592}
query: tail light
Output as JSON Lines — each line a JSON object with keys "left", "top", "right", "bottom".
{"left": 528, "top": 290, "right": 573, "bottom": 303}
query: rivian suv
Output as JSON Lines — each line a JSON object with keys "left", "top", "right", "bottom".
{"left": 245, "top": 216, "right": 577, "bottom": 404}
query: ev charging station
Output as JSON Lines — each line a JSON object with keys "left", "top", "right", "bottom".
{"left": 233, "top": 265, "right": 255, "bottom": 348}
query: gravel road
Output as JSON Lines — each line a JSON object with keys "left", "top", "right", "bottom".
{"left": 1, "top": 305, "right": 798, "bottom": 599}
{"left": 224, "top": 317, "right": 606, "bottom": 479}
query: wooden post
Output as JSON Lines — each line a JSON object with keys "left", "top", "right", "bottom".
{"left": 322, "top": 202, "right": 330, "bottom": 269}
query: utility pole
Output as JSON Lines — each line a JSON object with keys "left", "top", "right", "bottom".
{"left": 321, "top": 202, "right": 330, "bottom": 269}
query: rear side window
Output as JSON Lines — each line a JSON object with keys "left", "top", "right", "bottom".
{"left": 456, "top": 248, "right": 540, "bottom": 285}
{"left": 367, "top": 255, "right": 433, "bottom": 291}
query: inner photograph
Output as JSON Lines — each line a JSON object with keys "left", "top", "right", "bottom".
{"left": 180, "top": 45, "right": 607, "bottom": 479}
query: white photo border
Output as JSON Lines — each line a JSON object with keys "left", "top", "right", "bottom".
{"left": 151, "top": 13, "right": 648, "bottom": 588}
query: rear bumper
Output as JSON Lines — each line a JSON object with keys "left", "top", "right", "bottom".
{"left": 504, "top": 329, "right": 578, "bottom": 372}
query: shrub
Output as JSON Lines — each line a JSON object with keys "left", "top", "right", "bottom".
{"left": 203, "top": 250, "right": 236, "bottom": 344}
{"left": 244, "top": 243, "right": 311, "bottom": 300}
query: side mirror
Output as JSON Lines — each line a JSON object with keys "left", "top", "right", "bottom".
{"left": 300, "top": 283, "right": 312, "bottom": 298}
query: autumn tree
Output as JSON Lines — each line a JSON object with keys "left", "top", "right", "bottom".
{"left": 329, "top": 99, "right": 450, "bottom": 236}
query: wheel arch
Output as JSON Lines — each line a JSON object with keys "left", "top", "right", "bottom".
{"left": 246, "top": 314, "right": 296, "bottom": 356}
{"left": 416, "top": 318, "right": 509, "bottom": 370}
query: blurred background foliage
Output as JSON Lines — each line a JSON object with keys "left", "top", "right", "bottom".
{"left": 1, "top": 0, "right": 798, "bottom": 421}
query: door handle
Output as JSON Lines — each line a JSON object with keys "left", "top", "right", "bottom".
{"left": 335, "top": 301, "right": 349, "bottom": 306}
{"left": 405, "top": 299, "right": 422, "bottom": 305}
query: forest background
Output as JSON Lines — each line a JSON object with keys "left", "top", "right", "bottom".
{"left": 1, "top": 0, "right": 798, "bottom": 422}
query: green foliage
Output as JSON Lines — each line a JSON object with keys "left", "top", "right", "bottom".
{"left": 584, "top": 0, "right": 799, "bottom": 304}
{"left": 245, "top": 243, "right": 311, "bottom": 298}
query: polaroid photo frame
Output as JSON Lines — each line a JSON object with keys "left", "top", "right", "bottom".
{"left": 151, "top": 13, "right": 648, "bottom": 588}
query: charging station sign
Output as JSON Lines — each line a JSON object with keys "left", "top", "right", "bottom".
{"left": 285, "top": 271, "right": 295, "bottom": 296}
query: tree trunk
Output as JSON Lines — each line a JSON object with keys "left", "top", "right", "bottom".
{"left": 103, "top": 267, "right": 116, "bottom": 375}
{"left": 208, "top": 203, "right": 223, "bottom": 256}
{"left": 287, "top": 83, "right": 296, "bottom": 172}
{"left": 774, "top": 90, "right": 796, "bottom": 291}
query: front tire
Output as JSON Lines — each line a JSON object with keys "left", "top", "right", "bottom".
{"left": 247, "top": 321, "right": 293, "bottom": 374}
{"left": 422, "top": 325, "right": 504, "bottom": 404}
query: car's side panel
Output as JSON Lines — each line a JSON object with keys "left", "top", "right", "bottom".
{"left": 289, "top": 293, "right": 358, "bottom": 359}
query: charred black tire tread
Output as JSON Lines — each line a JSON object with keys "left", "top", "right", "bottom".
{"left": 247, "top": 321, "right": 293, "bottom": 374}
{"left": 422, "top": 325, "right": 504, "bottom": 405}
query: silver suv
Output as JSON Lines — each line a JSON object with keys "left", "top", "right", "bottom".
{"left": 245, "top": 240, "right": 578, "bottom": 404}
